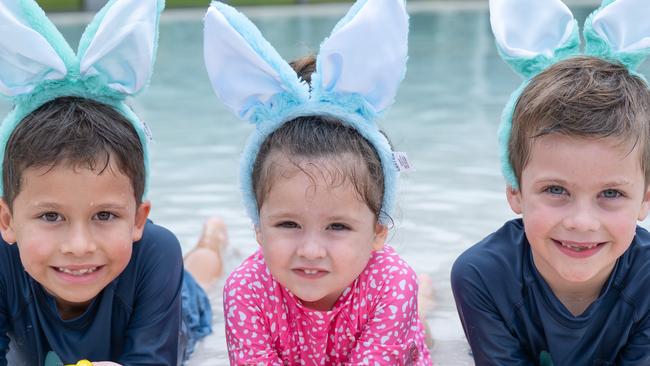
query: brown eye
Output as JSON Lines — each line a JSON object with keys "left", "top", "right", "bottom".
{"left": 328, "top": 223, "right": 350, "bottom": 231}
{"left": 277, "top": 221, "right": 299, "bottom": 229}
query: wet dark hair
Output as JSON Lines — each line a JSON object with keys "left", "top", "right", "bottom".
{"left": 511, "top": 56, "right": 650, "bottom": 186}
{"left": 252, "top": 55, "right": 386, "bottom": 219}
{"left": 3, "top": 97, "right": 145, "bottom": 207}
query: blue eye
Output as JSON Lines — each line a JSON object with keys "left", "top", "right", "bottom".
{"left": 40, "top": 212, "right": 62, "bottom": 222}
{"left": 601, "top": 189, "right": 622, "bottom": 199}
{"left": 545, "top": 186, "right": 566, "bottom": 195}
{"left": 95, "top": 211, "right": 115, "bottom": 221}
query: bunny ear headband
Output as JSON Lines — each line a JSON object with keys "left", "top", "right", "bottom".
{"left": 203, "top": 0, "right": 409, "bottom": 224}
{"left": 491, "top": 0, "right": 650, "bottom": 189}
{"left": 0, "top": 0, "right": 164, "bottom": 197}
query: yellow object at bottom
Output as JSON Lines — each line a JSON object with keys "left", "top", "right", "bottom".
{"left": 66, "top": 360, "right": 93, "bottom": 366}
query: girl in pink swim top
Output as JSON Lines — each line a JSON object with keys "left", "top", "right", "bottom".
{"left": 203, "top": 0, "right": 431, "bottom": 364}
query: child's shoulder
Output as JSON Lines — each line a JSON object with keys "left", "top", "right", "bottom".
{"left": 357, "top": 245, "right": 419, "bottom": 291}
{"left": 0, "top": 240, "right": 26, "bottom": 297}
{"left": 121, "top": 220, "right": 183, "bottom": 281}
{"left": 366, "top": 245, "right": 417, "bottom": 276}
{"left": 451, "top": 219, "right": 525, "bottom": 287}
{"left": 613, "top": 226, "right": 650, "bottom": 303}
{"left": 224, "top": 250, "right": 275, "bottom": 293}
{"left": 132, "top": 220, "right": 182, "bottom": 258}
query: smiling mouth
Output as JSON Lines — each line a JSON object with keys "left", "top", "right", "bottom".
{"left": 292, "top": 268, "right": 329, "bottom": 278}
{"left": 54, "top": 266, "right": 101, "bottom": 276}
{"left": 555, "top": 240, "right": 604, "bottom": 252}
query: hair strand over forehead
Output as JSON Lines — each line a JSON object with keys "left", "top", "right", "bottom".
{"left": 510, "top": 56, "right": 650, "bottom": 186}
{"left": 3, "top": 97, "right": 145, "bottom": 206}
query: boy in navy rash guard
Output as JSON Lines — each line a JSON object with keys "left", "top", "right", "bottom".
{"left": 451, "top": 57, "right": 650, "bottom": 365}
{"left": 0, "top": 98, "right": 222, "bottom": 365}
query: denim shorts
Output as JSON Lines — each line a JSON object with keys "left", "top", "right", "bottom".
{"left": 180, "top": 270, "right": 213, "bottom": 363}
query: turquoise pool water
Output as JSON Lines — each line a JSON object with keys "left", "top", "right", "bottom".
{"left": 1, "top": 2, "right": 648, "bottom": 365}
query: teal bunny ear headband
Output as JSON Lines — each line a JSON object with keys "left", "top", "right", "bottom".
{"left": 203, "top": 0, "right": 409, "bottom": 225}
{"left": 491, "top": 0, "right": 650, "bottom": 189}
{"left": 0, "top": 0, "right": 164, "bottom": 198}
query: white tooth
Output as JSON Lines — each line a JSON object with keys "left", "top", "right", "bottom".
{"left": 58, "top": 267, "right": 97, "bottom": 276}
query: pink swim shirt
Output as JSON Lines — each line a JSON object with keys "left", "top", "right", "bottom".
{"left": 224, "top": 245, "right": 432, "bottom": 365}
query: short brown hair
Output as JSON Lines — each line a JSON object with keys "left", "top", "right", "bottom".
{"left": 252, "top": 55, "right": 385, "bottom": 219}
{"left": 3, "top": 97, "right": 145, "bottom": 207}
{"left": 510, "top": 56, "right": 650, "bottom": 186}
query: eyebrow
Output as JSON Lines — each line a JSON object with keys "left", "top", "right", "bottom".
{"left": 534, "top": 178, "right": 632, "bottom": 187}
{"left": 30, "top": 202, "right": 129, "bottom": 210}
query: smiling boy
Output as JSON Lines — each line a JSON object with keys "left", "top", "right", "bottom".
{"left": 0, "top": 97, "right": 186, "bottom": 365}
{"left": 0, "top": 0, "right": 218, "bottom": 364}
{"left": 451, "top": 56, "right": 650, "bottom": 365}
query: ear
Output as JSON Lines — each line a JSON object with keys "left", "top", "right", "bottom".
{"left": 506, "top": 186, "right": 523, "bottom": 215}
{"left": 638, "top": 185, "right": 650, "bottom": 221}
{"left": 313, "top": 0, "right": 408, "bottom": 113}
{"left": 371, "top": 223, "right": 388, "bottom": 251}
{"left": 203, "top": 2, "right": 308, "bottom": 121}
{"left": 77, "top": 0, "right": 164, "bottom": 95}
{"left": 0, "top": 199, "right": 16, "bottom": 244}
{"left": 585, "top": 0, "right": 650, "bottom": 70}
{"left": 254, "top": 225, "right": 263, "bottom": 247}
{"left": 489, "top": 0, "right": 579, "bottom": 78}
{"left": 0, "top": 0, "right": 68, "bottom": 97}
{"left": 132, "top": 200, "right": 151, "bottom": 242}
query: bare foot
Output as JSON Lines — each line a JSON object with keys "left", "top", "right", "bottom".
{"left": 417, "top": 274, "right": 435, "bottom": 349}
{"left": 184, "top": 217, "right": 228, "bottom": 290}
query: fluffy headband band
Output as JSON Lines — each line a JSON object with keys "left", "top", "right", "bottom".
{"left": 490, "top": 0, "right": 650, "bottom": 189}
{"left": 203, "top": 0, "right": 409, "bottom": 225}
{"left": 0, "top": 0, "right": 164, "bottom": 197}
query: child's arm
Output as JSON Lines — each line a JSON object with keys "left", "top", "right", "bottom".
{"left": 117, "top": 226, "right": 184, "bottom": 365}
{"left": 616, "top": 319, "right": 650, "bottom": 365}
{"left": 451, "top": 257, "right": 532, "bottom": 365}
{"left": 0, "top": 298, "right": 7, "bottom": 366}
{"left": 347, "top": 263, "right": 428, "bottom": 365}
{"left": 223, "top": 273, "right": 284, "bottom": 365}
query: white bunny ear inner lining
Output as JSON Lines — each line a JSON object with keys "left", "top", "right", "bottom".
{"left": 591, "top": 0, "right": 650, "bottom": 53}
{"left": 0, "top": 2, "right": 67, "bottom": 96}
{"left": 204, "top": 6, "right": 290, "bottom": 119}
{"left": 317, "top": 0, "right": 408, "bottom": 113}
{"left": 489, "top": 0, "right": 574, "bottom": 59}
{"left": 79, "top": 0, "right": 159, "bottom": 95}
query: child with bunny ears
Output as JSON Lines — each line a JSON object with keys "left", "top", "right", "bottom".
{"left": 452, "top": 0, "right": 650, "bottom": 365}
{"left": 203, "top": 0, "right": 432, "bottom": 364}
{"left": 0, "top": 0, "right": 218, "bottom": 364}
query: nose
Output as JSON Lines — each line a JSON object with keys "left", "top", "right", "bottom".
{"left": 562, "top": 200, "right": 601, "bottom": 232}
{"left": 296, "top": 233, "right": 326, "bottom": 260}
{"left": 60, "top": 223, "right": 97, "bottom": 256}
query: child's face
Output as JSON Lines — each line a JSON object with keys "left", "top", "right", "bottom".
{"left": 255, "top": 159, "right": 387, "bottom": 311}
{"left": 507, "top": 134, "right": 650, "bottom": 290}
{"left": 0, "top": 160, "right": 150, "bottom": 315}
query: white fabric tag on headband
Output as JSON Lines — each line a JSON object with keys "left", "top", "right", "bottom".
{"left": 393, "top": 151, "right": 414, "bottom": 173}
{"left": 140, "top": 119, "right": 154, "bottom": 142}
